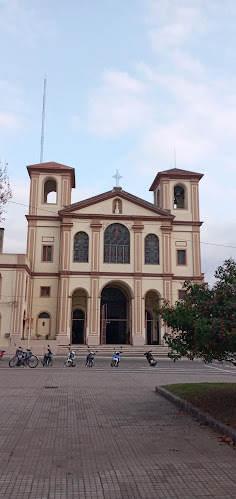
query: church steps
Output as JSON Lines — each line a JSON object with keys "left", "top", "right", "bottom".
{"left": 57, "top": 345, "right": 169, "bottom": 356}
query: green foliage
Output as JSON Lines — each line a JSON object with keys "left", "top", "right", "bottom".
{"left": 157, "top": 258, "right": 236, "bottom": 363}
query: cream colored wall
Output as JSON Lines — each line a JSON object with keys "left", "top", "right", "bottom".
{"left": 157, "top": 179, "right": 199, "bottom": 222}
{"left": 0, "top": 254, "right": 31, "bottom": 344}
{"left": 171, "top": 227, "right": 193, "bottom": 276}
{"left": 68, "top": 216, "right": 165, "bottom": 275}
{"left": 33, "top": 221, "right": 61, "bottom": 273}
{"left": 77, "top": 197, "right": 159, "bottom": 217}
{"left": 31, "top": 277, "right": 59, "bottom": 338}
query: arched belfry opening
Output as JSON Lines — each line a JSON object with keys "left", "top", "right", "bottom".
{"left": 44, "top": 178, "right": 57, "bottom": 204}
{"left": 145, "top": 291, "right": 160, "bottom": 345}
{"left": 174, "top": 185, "right": 185, "bottom": 209}
{"left": 100, "top": 283, "right": 131, "bottom": 344}
{"left": 71, "top": 289, "right": 87, "bottom": 344}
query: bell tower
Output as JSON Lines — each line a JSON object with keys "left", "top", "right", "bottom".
{"left": 27, "top": 161, "right": 75, "bottom": 216}
{"left": 26, "top": 161, "right": 75, "bottom": 272}
{"left": 149, "top": 167, "right": 203, "bottom": 222}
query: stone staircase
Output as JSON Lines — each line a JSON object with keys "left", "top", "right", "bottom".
{"left": 57, "top": 344, "right": 169, "bottom": 356}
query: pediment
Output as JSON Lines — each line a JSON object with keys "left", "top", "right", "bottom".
{"left": 59, "top": 189, "right": 173, "bottom": 219}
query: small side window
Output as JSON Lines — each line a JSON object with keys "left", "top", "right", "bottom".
{"left": 42, "top": 246, "right": 53, "bottom": 262}
{"left": 177, "top": 250, "right": 186, "bottom": 265}
{"left": 178, "top": 290, "right": 187, "bottom": 300}
{"left": 40, "top": 287, "right": 50, "bottom": 297}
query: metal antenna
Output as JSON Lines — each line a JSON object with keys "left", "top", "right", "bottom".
{"left": 40, "top": 76, "right": 46, "bottom": 163}
{"left": 174, "top": 147, "right": 177, "bottom": 168}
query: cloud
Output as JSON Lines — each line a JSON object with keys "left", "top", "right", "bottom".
{"left": 0, "top": 0, "right": 57, "bottom": 44}
{"left": 87, "top": 70, "right": 151, "bottom": 137}
{"left": 146, "top": 0, "right": 205, "bottom": 50}
{"left": 0, "top": 112, "right": 20, "bottom": 130}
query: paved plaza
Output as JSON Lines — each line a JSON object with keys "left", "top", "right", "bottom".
{"left": 0, "top": 357, "right": 235, "bottom": 498}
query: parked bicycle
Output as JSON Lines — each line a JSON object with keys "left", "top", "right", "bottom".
{"left": 9, "top": 345, "right": 39, "bottom": 368}
{"left": 42, "top": 345, "right": 53, "bottom": 367}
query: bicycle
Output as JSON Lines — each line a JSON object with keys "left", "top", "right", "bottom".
{"left": 9, "top": 346, "right": 39, "bottom": 368}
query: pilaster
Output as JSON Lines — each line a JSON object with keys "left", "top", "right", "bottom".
{"left": 192, "top": 227, "right": 201, "bottom": 277}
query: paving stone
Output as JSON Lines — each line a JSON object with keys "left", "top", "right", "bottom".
{"left": 0, "top": 362, "right": 235, "bottom": 497}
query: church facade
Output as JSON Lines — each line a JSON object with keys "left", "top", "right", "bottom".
{"left": 0, "top": 162, "right": 204, "bottom": 347}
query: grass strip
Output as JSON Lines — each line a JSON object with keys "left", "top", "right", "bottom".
{"left": 162, "top": 383, "right": 236, "bottom": 430}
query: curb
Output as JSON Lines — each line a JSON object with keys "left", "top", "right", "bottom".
{"left": 155, "top": 386, "right": 236, "bottom": 445}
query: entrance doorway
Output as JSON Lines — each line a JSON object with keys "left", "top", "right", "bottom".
{"left": 71, "top": 288, "right": 87, "bottom": 344}
{"left": 145, "top": 291, "right": 160, "bottom": 345}
{"left": 72, "top": 309, "right": 84, "bottom": 344}
{"left": 100, "top": 286, "right": 130, "bottom": 344}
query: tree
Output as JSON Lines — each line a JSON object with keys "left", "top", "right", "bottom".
{"left": 158, "top": 258, "right": 236, "bottom": 363}
{"left": 0, "top": 161, "right": 12, "bottom": 221}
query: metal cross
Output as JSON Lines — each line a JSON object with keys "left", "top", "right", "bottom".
{"left": 113, "top": 170, "right": 123, "bottom": 187}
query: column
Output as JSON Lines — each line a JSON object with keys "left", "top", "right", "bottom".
{"left": 87, "top": 220, "right": 102, "bottom": 345}
{"left": 57, "top": 218, "right": 73, "bottom": 343}
{"left": 161, "top": 222, "right": 173, "bottom": 341}
{"left": 132, "top": 221, "right": 145, "bottom": 346}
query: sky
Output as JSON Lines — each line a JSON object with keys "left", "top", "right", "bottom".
{"left": 0, "top": 0, "right": 236, "bottom": 286}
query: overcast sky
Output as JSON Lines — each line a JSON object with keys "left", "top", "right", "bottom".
{"left": 0, "top": 0, "right": 236, "bottom": 286}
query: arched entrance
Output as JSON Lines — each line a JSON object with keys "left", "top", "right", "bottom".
{"left": 100, "top": 285, "right": 131, "bottom": 344}
{"left": 71, "top": 289, "right": 87, "bottom": 344}
{"left": 145, "top": 291, "right": 160, "bottom": 345}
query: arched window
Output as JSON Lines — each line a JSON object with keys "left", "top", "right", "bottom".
{"left": 44, "top": 178, "right": 57, "bottom": 204}
{"left": 174, "top": 185, "right": 185, "bottom": 209}
{"left": 74, "top": 232, "right": 89, "bottom": 262}
{"left": 145, "top": 234, "right": 159, "bottom": 264}
{"left": 104, "top": 223, "right": 130, "bottom": 263}
{"left": 38, "top": 312, "right": 50, "bottom": 319}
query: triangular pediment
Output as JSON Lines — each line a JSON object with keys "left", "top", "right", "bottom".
{"left": 59, "top": 189, "right": 173, "bottom": 219}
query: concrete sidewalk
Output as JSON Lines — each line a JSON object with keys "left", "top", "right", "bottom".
{"left": 0, "top": 368, "right": 235, "bottom": 498}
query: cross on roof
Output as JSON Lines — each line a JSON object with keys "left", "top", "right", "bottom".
{"left": 113, "top": 169, "right": 123, "bottom": 187}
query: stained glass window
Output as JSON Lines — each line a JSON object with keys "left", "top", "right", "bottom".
{"left": 104, "top": 223, "right": 130, "bottom": 263}
{"left": 145, "top": 234, "right": 159, "bottom": 264}
{"left": 74, "top": 232, "right": 89, "bottom": 262}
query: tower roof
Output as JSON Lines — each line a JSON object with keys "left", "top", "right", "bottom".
{"left": 149, "top": 168, "right": 203, "bottom": 191}
{"left": 26, "top": 161, "right": 75, "bottom": 187}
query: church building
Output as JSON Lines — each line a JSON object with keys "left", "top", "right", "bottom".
{"left": 0, "top": 162, "right": 204, "bottom": 348}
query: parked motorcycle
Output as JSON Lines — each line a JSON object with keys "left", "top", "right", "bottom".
{"left": 144, "top": 350, "right": 157, "bottom": 367}
{"left": 0, "top": 350, "right": 5, "bottom": 362}
{"left": 42, "top": 345, "right": 53, "bottom": 367}
{"left": 85, "top": 349, "right": 96, "bottom": 367}
{"left": 111, "top": 349, "right": 122, "bottom": 367}
{"left": 64, "top": 346, "right": 76, "bottom": 367}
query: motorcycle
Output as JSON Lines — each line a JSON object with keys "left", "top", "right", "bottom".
{"left": 0, "top": 350, "right": 5, "bottom": 362}
{"left": 85, "top": 349, "right": 96, "bottom": 367}
{"left": 144, "top": 350, "right": 157, "bottom": 367}
{"left": 42, "top": 345, "right": 53, "bottom": 367}
{"left": 111, "top": 349, "right": 121, "bottom": 367}
{"left": 64, "top": 346, "right": 76, "bottom": 367}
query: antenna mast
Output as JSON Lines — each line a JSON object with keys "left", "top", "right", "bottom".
{"left": 40, "top": 76, "right": 46, "bottom": 163}
{"left": 174, "top": 147, "right": 177, "bottom": 168}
